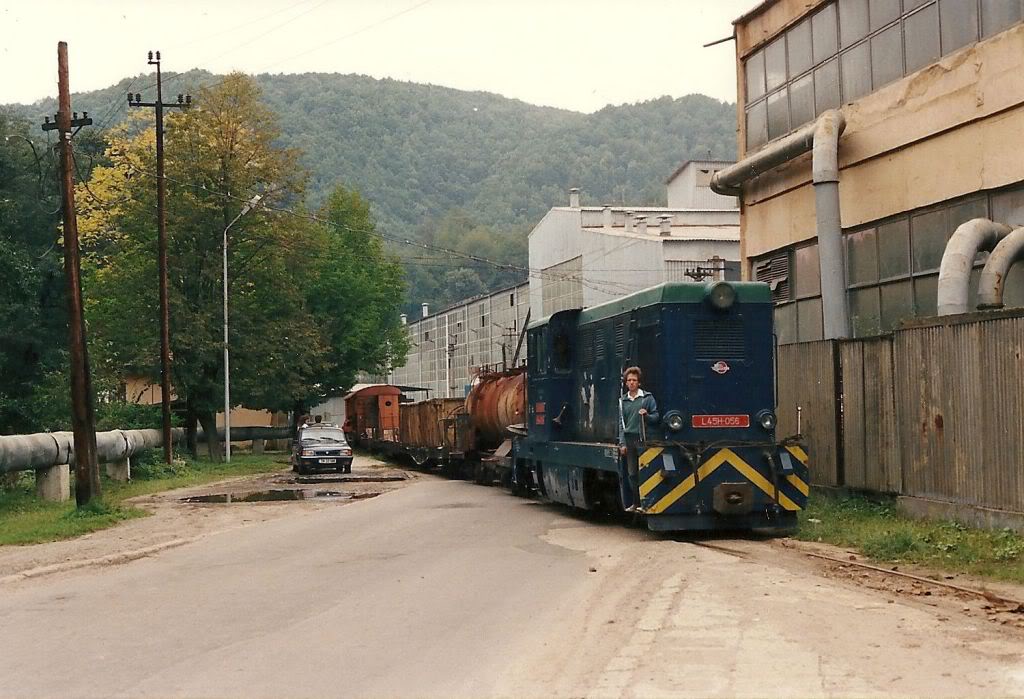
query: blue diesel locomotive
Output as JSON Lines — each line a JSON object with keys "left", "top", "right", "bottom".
{"left": 514, "top": 281, "right": 809, "bottom": 532}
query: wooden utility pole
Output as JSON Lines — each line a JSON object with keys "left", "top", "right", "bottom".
{"left": 127, "top": 51, "right": 190, "bottom": 464}
{"left": 42, "top": 41, "right": 100, "bottom": 506}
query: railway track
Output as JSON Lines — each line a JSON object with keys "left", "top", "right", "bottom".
{"left": 805, "top": 550, "right": 1024, "bottom": 610}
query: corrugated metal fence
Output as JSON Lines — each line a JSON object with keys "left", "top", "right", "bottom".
{"left": 777, "top": 310, "right": 1024, "bottom": 513}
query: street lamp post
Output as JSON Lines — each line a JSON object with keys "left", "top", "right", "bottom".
{"left": 223, "top": 194, "right": 262, "bottom": 462}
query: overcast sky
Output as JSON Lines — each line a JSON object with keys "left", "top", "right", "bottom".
{"left": 1, "top": 0, "right": 760, "bottom": 112}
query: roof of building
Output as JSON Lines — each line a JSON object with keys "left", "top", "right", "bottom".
{"left": 664, "top": 159, "right": 737, "bottom": 185}
{"left": 578, "top": 224, "right": 740, "bottom": 242}
{"left": 732, "top": 0, "right": 779, "bottom": 26}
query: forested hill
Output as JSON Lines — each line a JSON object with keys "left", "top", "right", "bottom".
{"left": 7, "top": 71, "right": 736, "bottom": 310}
{"left": 8, "top": 71, "right": 737, "bottom": 231}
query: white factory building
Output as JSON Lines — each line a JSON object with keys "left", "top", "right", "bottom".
{"left": 386, "top": 159, "right": 740, "bottom": 397}
{"left": 529, "top": 159, "right": 741, "bottom": 318}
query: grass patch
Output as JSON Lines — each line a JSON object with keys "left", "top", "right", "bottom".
{"left": 0, "top": 453, "right": 286, "bottom": 547}
{"left": 797, "top": 490, "right": 1024, "bottom": 585}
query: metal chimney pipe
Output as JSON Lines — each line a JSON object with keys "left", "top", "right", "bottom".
{"left": 977, "top": 227, "right": 1024, "bottom": 310}
{"left": 624, "top": 212, "right": 634, "bottom": 233}
{"left": 400, "top": 313, "right": 408, "bottom": 325}
{"left": 636, "top": 215, "right": 647, "bottom": 236}
{"left": 603, "top": 206, "right": 613, "bottom": 230}
{"left": 569, "top": 188, "right": 580, "bottom": 208}
{"left": 710, "top": 110, "right": 849, "bottom": 338}
{"left": 421, "top": 303, "right": 429, "bottom": 319}
{"left": 658, "top": 215, "right": 672, "bottom": 236}
{"left": 938, "top": 218, "right": 1013, "bottom": 314}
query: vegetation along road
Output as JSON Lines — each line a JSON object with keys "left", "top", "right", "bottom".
{"left": 1, "top": 455, "right": 1023, "bottom": 698}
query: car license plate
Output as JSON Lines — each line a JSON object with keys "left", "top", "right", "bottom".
{"left": 318, "top": 458, "right": 336, "bottom": 464}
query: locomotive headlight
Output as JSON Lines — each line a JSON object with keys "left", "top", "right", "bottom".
{"left": 757, "top": 410, "right": 777, "bottom": 431}
{"left": 706, "top": 281, "right": 737, "bottom": 311}
{"left": 665, "top": 411, "right": 685, "bottom": 432}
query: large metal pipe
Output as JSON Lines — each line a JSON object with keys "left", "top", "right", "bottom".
{"left": 977, "top": 227, "right": 1024, "bottom": 310}
{"left": 710, "top": 110, "right": 849, "bottom": 337}
{"left": 0, "top": 426, "right": 294, "bottom": 474}
{"left": 937, "top": 219, "right": 1012, "bottom": 315}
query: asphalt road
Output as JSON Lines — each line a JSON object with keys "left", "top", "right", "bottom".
{"left": 2, "top": 476, "right": 1023, "bottom": 698}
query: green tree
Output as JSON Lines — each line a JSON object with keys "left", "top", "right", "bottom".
{"left": 303, "top": 185, "right": 410, "bottom": 406}
{"left": 78, "top": 76, "right": 409, "bottom": 457}
{"left": 81, "top": 75, "right": 323, "bottom": 458}
{"left": 0, "top": 110, "right": 67, "bottom": 434}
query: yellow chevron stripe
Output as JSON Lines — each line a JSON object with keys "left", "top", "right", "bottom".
{"left": 640, "top": 471, "right": 663, "bottom": 498}
{"left": 786, "top": 445, "right": 809, "bottom": 465}
{"left": 646, "top": 448, "right": 807, "bottom": 515}
{"left": 778, "top": 492, "right": 801, "bottom": 511}
{"left": 647, "top": 449, "right": 730, "bottom": 514}
{"left": 786, "top": 474, "right": 809, "bottom": 496}
{"left": 639, "top": 447, "right": 663, "bottom": 467}
{"left": 722, "top": 455, "right": 801, "bottom": 510}
{"left": 727, "top": 456, "right": 776, "bottom": 500}
{"left": 646, "top": 475, "right": 695, "bottom": 514}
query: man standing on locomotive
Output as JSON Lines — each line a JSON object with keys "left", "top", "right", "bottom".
{"left": 618, "top": 366, "right": 659, "bottom": 513}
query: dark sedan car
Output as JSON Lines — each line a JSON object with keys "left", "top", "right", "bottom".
{"left": 292, "top": 424, "right": 353, "bottom": 475}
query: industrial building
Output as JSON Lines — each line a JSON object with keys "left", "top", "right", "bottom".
{"left": 387, "top": 283, "right": 530, "bottom": 399}
{"left": 719, "top": 0, "right": 1024, "bottom": 342}
{"left": 529, "top": 160, "right": 741, "bottom": 319}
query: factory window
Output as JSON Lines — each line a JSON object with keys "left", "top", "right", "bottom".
{"left": 982, "top": 0, "right": 1022, "bottom": 37}
{"left": 904, "top": 3, "right": 940, "bottom": 73}
{"left": 480, "top": 313, "right": 487, "bottom": 328}
{"left": 761, "top": 183, "right": 1024, "bottom": 343}
{"left": 742, "top": 0, "right": 1022, "bottom": 152}
{"left": 940, "top": 0, "right": 979, "bottom": 53}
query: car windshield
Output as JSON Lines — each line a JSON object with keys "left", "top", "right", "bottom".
{"left": 300, "top": 428, "right": 347, "bottom": 444}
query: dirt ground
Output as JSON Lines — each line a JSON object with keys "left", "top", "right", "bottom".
{"left": 2, "top": 455, "right": 1023, "bottom": 639}
{"left": 0, "top": 453, "right": 418, "bottom": 582}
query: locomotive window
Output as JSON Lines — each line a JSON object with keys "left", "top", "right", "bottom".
{"left": 552, "top": 331, "right": 572, "bottom": 373}
{"left": 535, "top": 331, "right": 548, "bottom": 373}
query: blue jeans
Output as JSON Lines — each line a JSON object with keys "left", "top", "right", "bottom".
{"left": 620, "top": 434, "right": 642, "bottom": 509}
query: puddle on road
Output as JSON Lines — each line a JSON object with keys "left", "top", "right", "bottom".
{"left": 290, "top": 474, "right": 407, "bottom": 484}
{"left": 181, "top": 489, "right": 381, "bottom": 504}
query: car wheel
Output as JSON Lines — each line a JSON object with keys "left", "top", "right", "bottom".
{"left": 297, "top": 462, "right": 308, "bottom": 476}
{"left": 345, "top": 465, "right": 352, "bottom": 474}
